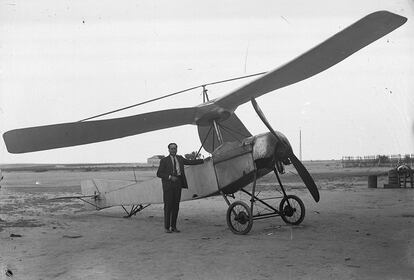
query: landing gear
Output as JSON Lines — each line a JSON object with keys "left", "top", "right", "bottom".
{"left": 226, "top": 201, "right": 253, "bottom": 235}
{"left": 279, "top": 195, "right": 305, "bottom": 225}
{"left": 122, "top": 204, "right": 151, "bottom": 218}
{"left": 223, "top": 167, "right": 307, "bottom": 234}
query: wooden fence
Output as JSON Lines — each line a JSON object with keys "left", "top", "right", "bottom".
{"left": 341, "top": 154, "right": 414, "bottom": 168}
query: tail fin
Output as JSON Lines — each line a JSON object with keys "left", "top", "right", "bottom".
{"left": 49, "top": 180, "right": 103, "bottom": 210}
{"left": 80, "top": 179, "right": 107, "bottom": 210}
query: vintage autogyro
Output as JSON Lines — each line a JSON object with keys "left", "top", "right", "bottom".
{"left": 3, "top": 11, "right": 406, "bottom": 234}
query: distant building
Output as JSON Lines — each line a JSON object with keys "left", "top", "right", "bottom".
{"left": 147, "top": 155, "right": 164, "bottom": 166}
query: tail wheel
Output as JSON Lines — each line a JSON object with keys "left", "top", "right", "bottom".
{"left": 226, "top": 201, "right": 253, "bottom": 235}
{"left": 279, "top": 195, "right": 305, "bottom": 225}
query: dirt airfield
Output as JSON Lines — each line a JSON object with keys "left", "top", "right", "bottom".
{"left": 0, "top": 161, "right": 413, "bottom": 280}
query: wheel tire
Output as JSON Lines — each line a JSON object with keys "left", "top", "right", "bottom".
{"left": 279, "top": 195, "right": 305, "bottom": 225}
{"left": 226, "top": 201, "right": 253, "bottom": 235}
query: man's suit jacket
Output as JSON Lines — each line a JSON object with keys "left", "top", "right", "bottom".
{"left": 156, "top": 155, "right": 203, "bottom": 189}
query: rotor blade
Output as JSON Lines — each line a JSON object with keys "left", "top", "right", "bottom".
{"left": 3, "top": 107, "right": 198, "bottom": 153}
{"left": 290, "top": 154, "right": 320, "bottom": 202}
{"left": 215, "top": 11, "right": 407, "bottom": 110}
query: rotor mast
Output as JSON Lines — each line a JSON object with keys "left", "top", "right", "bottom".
{"left": 202, "top": 85, "right": 224, "bottom": 145}
{"left": 202, "top": 85, "right": 209, "bottom": 103}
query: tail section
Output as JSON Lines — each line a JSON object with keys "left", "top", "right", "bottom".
{"left": 80, "top": 179, "right": 108, "bottom": 210}
{"left": 52, "top": 178, "right": 155, "bottom": 210}
{"left": 49, "top": 179, "right": 105, "bottom": 209}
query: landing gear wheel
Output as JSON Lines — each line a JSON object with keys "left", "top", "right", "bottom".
{"left": 279, "top": 195, "right": 305, "bottom": 225}
{"left": 226, "top": 201, "right": 253, "bottom": 235}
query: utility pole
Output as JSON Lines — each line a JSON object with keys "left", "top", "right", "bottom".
{"left": 299, "top": 129, "right": 302, "bottom": 161}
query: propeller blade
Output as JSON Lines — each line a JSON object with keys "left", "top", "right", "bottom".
{"left": 289, "top": 154, "right": 320, "bottom": 202}
{"left": 216, "top": 11, "right": 407, "bottom": 110}
{"left": 251, "top": 98, "right": 293, "bottom": 153}
{"left": 252, "top": 98, "right": 319, "bottom": 202}
{"left": 3, "top": 107, "right": 198, "bottom": 153}
{"left": 251, "top": 99, "right": 282, "bottom": 142}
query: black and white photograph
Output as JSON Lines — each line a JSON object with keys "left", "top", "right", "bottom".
{"left": 1, "top": 1, "right": 413, "bottom": 279}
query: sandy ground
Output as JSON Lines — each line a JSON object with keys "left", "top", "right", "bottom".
{"left": 1, "top": 166, "right": 414, "bottom": 280}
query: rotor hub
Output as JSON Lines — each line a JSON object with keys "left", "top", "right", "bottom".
{"left": 195, "top": 102, "right": 232, "bottom": 126}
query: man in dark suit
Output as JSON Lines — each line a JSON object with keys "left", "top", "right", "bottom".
{"left": 157, "top": 143, "right": 203, "bottom": 233}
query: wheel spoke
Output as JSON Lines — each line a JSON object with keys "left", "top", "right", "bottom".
{"left": 226, "top": 201, "right": 253, "bottom": 234}
{"left": 279, "top": 195, "right": 305, "bottom": 225}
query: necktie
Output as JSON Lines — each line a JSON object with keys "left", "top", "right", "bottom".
{"left": 173, "top": 157, "right": 177, "bottom": 175}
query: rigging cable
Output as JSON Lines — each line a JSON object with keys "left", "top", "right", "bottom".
{"left": 78, "top": 71, "right": 267, "bottom": 122}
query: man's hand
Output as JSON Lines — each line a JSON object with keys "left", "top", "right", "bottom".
{"left": 170, "top": 175, "right": 179, "bottom": 182}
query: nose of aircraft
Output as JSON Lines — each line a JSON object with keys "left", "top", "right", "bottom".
{"left": 271, "top": 131, "right": 293, "bottom": 162}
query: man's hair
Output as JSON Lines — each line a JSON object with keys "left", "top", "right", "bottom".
{"left": 168, "top": 143, "right": 177, "bottom": 149}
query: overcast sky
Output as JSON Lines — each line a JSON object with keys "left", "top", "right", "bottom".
{"left": 1, "top": 0, "right": 413, "bottom": 163}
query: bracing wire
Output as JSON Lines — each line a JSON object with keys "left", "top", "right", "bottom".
{"left": 78, "top": 71, "right": 267, "bottom": 122}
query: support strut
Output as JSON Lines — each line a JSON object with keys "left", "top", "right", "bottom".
{"left": 122, "top": 204, "right": 151, "bottom": 218}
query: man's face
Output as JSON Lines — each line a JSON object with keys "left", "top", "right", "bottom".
{"left": 168, "top": 145, "right": 177, "bottom": 156}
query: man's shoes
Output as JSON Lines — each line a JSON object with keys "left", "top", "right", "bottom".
{"left": 165, "top": 228, "right": 172, "bottom": 233}
{"left": 171, "top": 228, "right": 180, "bottom": 233}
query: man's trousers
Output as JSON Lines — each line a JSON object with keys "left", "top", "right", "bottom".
{"left": 162, "top": 179, "right": 182, "bottom": 229}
